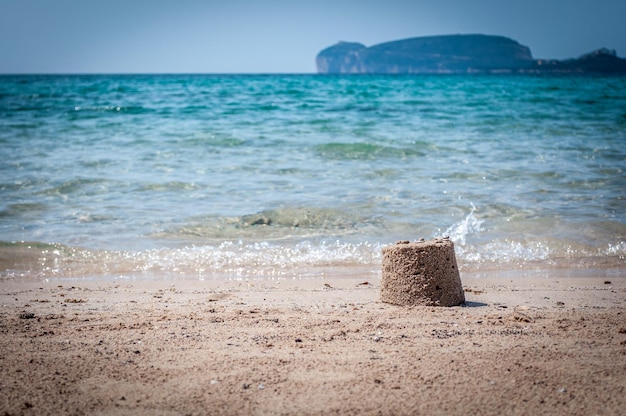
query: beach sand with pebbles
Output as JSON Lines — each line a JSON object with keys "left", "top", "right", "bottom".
{"left": 1, "top": 269, "right": 625, "bottom": 416}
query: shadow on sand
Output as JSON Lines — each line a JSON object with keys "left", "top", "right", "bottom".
{"left": 461, "top": 301, "right": 489, "bottom": 308}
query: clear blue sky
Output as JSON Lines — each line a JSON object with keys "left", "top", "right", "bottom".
{"left": 1, "top": 0, "right": 625, "bottom": 73}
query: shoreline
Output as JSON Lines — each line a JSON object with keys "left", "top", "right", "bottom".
{"left": 1, "top": 269, "right": 625, "bottom": 415}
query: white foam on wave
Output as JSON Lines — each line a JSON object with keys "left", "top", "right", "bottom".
{"left": 441, "top": 203, "right": 484, "bottom": 246}
{"left": 135, "top": 240, "right": 383, "bottom": 276}
{"left": 18, "top": 240, "right": 384, "bottom": 280}
{"left": 437, "top": 205, "right": 625, "bottom": 268}
{"left": 3, "top": 209, "right": 624, "bottom": 280}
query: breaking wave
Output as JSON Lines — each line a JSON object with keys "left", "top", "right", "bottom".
{"left": 1, "top": 206, "right": 623, "bottom": 281}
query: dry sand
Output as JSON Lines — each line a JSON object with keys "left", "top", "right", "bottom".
{"left": 1, "top": 269, "right": 625, "bottom": 415}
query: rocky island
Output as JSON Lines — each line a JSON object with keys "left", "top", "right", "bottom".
{"left": 316, "top": 34, "right": 626, "bottom": 74}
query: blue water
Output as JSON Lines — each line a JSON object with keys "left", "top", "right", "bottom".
{"left": 1, "top": 74, "right": 625, "bottom": 280}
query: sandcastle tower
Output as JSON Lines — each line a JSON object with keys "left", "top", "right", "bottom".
{"left": 381, "top": 238, "right": 465, "bottom": 307}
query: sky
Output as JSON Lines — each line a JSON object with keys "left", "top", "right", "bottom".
{"left": 1, "top": 0, "right": 625, "bottom": 73}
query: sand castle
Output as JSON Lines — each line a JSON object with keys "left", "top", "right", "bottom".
{"left": 381, "top": 238, "right": 465, "bottom": 307}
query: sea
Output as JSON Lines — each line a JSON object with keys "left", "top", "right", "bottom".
{"left": 1, "top": 74, "right": 625, "bottom": 281}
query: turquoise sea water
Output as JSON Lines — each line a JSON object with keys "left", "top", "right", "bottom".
{"left": 1, "top": 74, "right": 625, "bottom": 280}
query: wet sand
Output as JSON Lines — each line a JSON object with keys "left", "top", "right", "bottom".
{"left": 1, "top": 269, "right": 625, "bottom": 415}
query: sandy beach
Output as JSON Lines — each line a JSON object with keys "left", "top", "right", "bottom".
{"left": 1, "top": 269, "right": 625, "bottom": 415}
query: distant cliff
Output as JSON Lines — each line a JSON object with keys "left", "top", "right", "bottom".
{"left": 532, "top": 48, "right": 626, "bottom": 73}
{"left": 316, "top": 34, "right": 626, "bottom": 74}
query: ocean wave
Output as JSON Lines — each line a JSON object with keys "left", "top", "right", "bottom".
{"left": 0, "top": 240, "right": 383, "bottom": 280}
{"left": 1, "top": 234, "right": 623, "bottom": 281}
{"left": 314, "top": 142, "right": 425, "bottom": 160}
{"left": 71, "top": 105, "right": 153, "bottom": 114}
